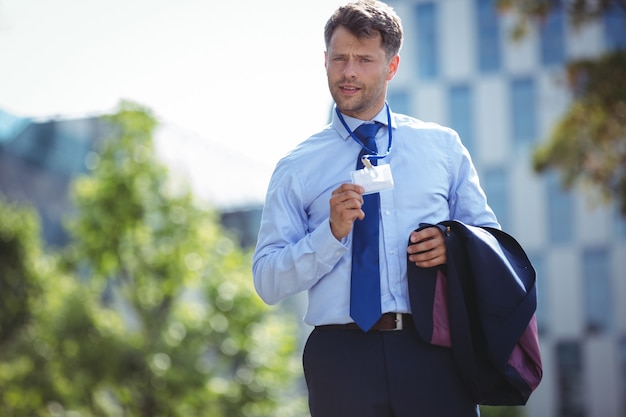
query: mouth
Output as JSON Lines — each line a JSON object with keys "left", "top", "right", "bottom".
{"left": 339, "top": 85, "right": 361, "bottom": 96}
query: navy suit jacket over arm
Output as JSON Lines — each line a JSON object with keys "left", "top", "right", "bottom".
{"left": 407, "top": 220, "right": 543, "bottom": 406}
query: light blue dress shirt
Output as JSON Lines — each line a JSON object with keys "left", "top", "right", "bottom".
{"left": 252, "top": 105, "right": 499, "bottom": 326}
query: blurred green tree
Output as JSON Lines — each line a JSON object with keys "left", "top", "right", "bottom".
{"left": 0, "top": 198, "right": 42, "bottom": 346}
{"left": 498, "top": 0, "right": 626, "bottom": 215}
{"left": 0, "top": 197, "right": 58, "bottom": 416}
{"left": 497, "top": 0, "right": 622, "bottom": 38}
{"left": 480, "top": 405, "right": 523, "bottom": 417}
{"left": 0, "top": 101, "right": 306, "bottom": 417}
{"left": 0, "top": 231, "right": 108, "bottom": 416}
{"left": 533, "top": 51, "right": 626, "bottom": 215}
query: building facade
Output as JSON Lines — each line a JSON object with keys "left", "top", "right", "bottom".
{"left": 0, "top": 111, "right": 110, "bottom": 247}
{"left": 0, "top": 110, "right": 265, "bottom": 249}
{"left": 383, "top": 1, "right": 626, "bottom": 416}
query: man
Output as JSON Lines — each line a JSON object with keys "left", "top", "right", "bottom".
{"left": 252, "top": 1, "right": 499, "bottom": 416}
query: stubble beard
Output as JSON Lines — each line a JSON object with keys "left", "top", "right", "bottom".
{"left": 330, "top": 79, "right": 386, "bottom": 119}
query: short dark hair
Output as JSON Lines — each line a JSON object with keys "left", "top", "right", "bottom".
{"left": 324, "top": 0, "right": 403, "bottom": 60}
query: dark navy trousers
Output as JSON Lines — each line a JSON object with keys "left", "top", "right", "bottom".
{"left": 303, "top": 323, "right": 479, "bottom": 417}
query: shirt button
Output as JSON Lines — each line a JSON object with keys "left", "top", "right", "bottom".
{"left": 385, "top": 210, "right": 391, "bottom": 216}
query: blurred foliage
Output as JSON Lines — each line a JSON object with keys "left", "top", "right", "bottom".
{"left": 0, "top": 198, "right": 42, "bottom": 346}
{"left": 0, "top": 100, "right": 307, "bottom": 417}
{"left": 497, "top": 0, "right": 626, "bottom": 215}
{"left": 480, "top": 405, "right": 523, "bottom": 417}
{"left": 534, "top": 51, "right": 626, "bottom": 214}
{"left": 497, "top": 0, "right": 624, "bottom": 38}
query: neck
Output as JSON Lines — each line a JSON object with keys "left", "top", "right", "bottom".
{"left": 339, "top": 103, "right": 386, "bottom": 122}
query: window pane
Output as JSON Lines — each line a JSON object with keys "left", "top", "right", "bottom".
{"left": 556, "top": 341, "right": 586, "bottom": 417}
{"left": 583, "top": 248, "right": 612, "bottom": 333}
{"left": 604, "top": 4, "right": 626, "bottom": 50}
{"left": 448, "top": 85, "right": 475, "bottom": 155}
{"left": 510, "top": 78, "right": 537, "bottom": 145}
{"left": 415, "top": 3, "right": 439, "bottom": 80}
{"left": 546, "top": 173, "right": 574, "bottom": 244}
{"left": 483, "top": 167, "right": 509, "bottom": 230}
{"left": 476, "top": 0, "right": 501, "bottom": 73}
{"left": 619, "top": 337, "right": 626, "bottom": 415}
{"left": 540, "top": 2, "right": 566, "bottom": 66}
{"left": 615, "top": 205, "right": 626, "bottom": 239}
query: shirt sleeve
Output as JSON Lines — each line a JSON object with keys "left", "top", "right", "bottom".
{"left": 447, "top": 130, "right": 501, "bottom": 229}
{"left": 252, "top": 161, "right": 349, "bottom": 305}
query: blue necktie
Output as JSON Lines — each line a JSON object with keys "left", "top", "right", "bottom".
{"left": 350, "top": 122, "right": 382, "bottom": 332}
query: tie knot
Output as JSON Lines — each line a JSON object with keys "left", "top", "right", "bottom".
{"left": 354, "top": 123, "right": 381, "bottom": 149}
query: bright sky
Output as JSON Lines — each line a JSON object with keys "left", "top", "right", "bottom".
{"left": 0, "top": 0, "right": 345, "bottom": 176}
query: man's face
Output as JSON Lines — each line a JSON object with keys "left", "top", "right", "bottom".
{"left": 325, "top": 25, "right": 399, "bottom": 120}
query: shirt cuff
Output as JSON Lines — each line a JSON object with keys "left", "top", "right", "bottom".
{"left": 309, "top": 218, "right": 350, "bottom": 265}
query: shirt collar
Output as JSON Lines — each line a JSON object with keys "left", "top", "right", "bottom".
{"left": 332, "top": 104, "right": 396, "bottom": 141}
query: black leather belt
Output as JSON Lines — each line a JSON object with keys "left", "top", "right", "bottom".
{"left": 316, "top": 313, "right": 412, "bottom": 331}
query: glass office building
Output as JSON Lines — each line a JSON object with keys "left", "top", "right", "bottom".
{"left": 385, "top": 1, "right": 626, "bottom": 416}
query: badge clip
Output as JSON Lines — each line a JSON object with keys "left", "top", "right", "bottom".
{"left": 361, "top": 156, "right": 374, "bottom": 170}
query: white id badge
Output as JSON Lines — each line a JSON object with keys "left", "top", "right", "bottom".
{"left": 350, "top": 164, "right": 395, "bottom": 195}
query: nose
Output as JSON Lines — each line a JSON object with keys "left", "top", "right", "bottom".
{"left": 343, "top": 59, "right": 357, "bottom": 78}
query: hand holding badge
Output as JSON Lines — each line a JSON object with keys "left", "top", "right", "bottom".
{"left": 350, "top": 156, "right": 394, "bottom": 195}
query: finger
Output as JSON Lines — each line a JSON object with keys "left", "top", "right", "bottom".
{"left": 332, "top": 202, "right": 363, "bottom": 220}
{"left": 329, "top": 185, "right": 366, "bottom": 239}
{"left": 409, "top": 226, "right": 440, "bottom": 244}
{"left": 408, "top": 244, "right": 445, "bottom": 263}
{"left": 412, "top": 254, "right": 447, "bottom": 268}
{"left": 332, "top": 183, "right": 365, "bottom": 197}
{"left": 330, "top": 192, "right": 363, "bottom": 215}
{"left": 407, "top": 234, "right": 442, "bottom": 255}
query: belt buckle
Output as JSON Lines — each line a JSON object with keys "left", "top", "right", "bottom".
{"left": 382, "top": 313, "right": 403, "bottom": 331}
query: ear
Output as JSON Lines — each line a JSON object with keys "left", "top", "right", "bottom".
{"left": 324, "top": 51, "right": 328, "bottom": 70}
{"left": 386, "top": 55, "right": 400, "bottom": 81}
